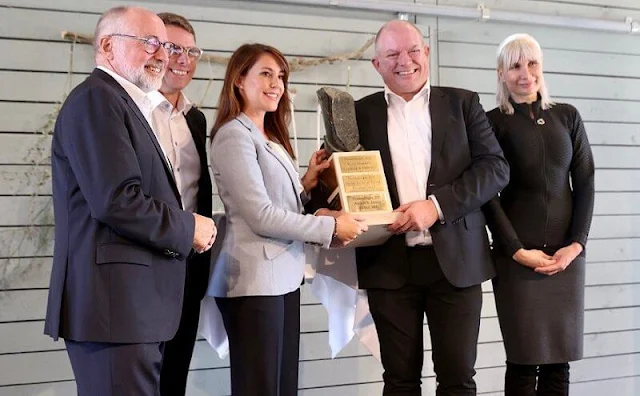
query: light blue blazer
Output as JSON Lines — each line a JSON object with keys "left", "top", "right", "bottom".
{"left": 207, "top": 113, "right": 334, "bottom": 297}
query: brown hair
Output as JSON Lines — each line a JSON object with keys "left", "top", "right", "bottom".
{"left": 157, "top": 12, "right": 196, "bottom": 40}
{"left": 212, "top": 43, "right": 294, "bottom": 158}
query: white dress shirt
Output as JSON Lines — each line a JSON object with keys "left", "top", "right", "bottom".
{"left": 96, "top": 66, "right": 174, "bottom": 170}
{"left": 151, "top": 93, "right": 201, "bottom": 213}
{"left": 96, "top": 66, "right": 164, "bottom": 127}
{"left": 385, "top": 82, "right": 441, "bottom": 246}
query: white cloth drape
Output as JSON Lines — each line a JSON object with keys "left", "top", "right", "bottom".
{"left": 199, "top": 296, "right": 229, "bottom": 357}
{"left": 198, "top": 245, "right": 380, "bottom": 361}
{"left": 304, "top": 246, "right": 380, "bottom": 360}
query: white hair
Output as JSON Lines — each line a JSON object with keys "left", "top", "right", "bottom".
{"left": 93, "top": 6, "right": 130, "bottom": 53}
{"left": 496, "top": 33, "right": 553, "bottom": 114}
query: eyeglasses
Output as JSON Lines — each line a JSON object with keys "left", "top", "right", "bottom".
{"left": 109, "top": 33, "right": 179, "bottom": 56}
{"left": 169, "top": 44, "right": 203, "bottom": 61}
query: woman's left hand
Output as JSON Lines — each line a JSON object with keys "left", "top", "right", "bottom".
{"left": 301, "top": 149, "right": 331, "bottom": 193}
{"left": 534, "top": 242, "right": 583, "bottom": 276}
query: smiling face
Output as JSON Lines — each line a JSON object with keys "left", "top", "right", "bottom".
{"left": 161, "top": 24, "right": 197, "bottom": 95}
{"left": 104, "top": 9, "right": 168, "bottom": 92}
{"left": 372, "top": 21, "right": 430, "bottom": 101}
{"left": 236, "top": 53, "right": 285, "bottom": 121}
{"left": 500, "top": 56, "right": 542, "bottom": 104}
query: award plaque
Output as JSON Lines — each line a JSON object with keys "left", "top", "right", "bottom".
{"left": 316, "top": 87, "right": 400, "bottom": 247}
{"left": 317, "top": 151, "right": 399, "bottom": 248}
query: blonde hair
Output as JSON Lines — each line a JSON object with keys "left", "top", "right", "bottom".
{"left": 496, "top": 33, "right": 553, "bottom": 114}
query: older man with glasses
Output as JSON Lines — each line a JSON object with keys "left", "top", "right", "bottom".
{"left": 153, "top": 12, "right": 213, "bottom": 396}
{"left": 44, "top": 6, "right": 217, "bottom": 396}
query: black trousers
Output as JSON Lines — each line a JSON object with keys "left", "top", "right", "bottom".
{"left": 505, "top": 362, "right": 570, "bottom": 396}
{"left": 66, "top": 340, "right": 164, "bottom": 396}
{"left": 366, "top": 246, "right": 482, "bottom": 396}
{"left": 216, "top": 288, "right": 301, "bottom": 396}
{"left": 160, "top": 256, "right": 209, "bottom": 396}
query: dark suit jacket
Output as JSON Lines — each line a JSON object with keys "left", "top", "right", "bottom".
{"left": 184, "top": 107, "right": 213, "bottom": 300}
{"left": 45, "top": 69, "right": 196, "bottom": 343}
{"left": 311, "top": 87, "right": 509, "bottom": 290}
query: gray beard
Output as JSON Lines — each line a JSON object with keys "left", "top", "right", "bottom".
{"left": 121, "top": 63, "right": 163, "bottom": 93}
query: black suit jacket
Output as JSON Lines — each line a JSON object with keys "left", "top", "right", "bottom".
{"left": 317, "top": 87, "right": 509, "bottom": 289}
{"left": 184, "top": 107, "right": 213, "bottom": 300}
{"left": 45, "top": 69, "right": 196, "bottom": 343}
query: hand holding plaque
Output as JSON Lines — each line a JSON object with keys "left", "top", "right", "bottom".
{"left": 316, "top": 87, "right": 399, "bottom": 247}
{"left": 334, "top": 212, "right": 369, "bottom": 246}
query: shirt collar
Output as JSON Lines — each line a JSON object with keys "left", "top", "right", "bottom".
{"left": 384, "top": 80, "right": 431, "bottom": 105}
{"left": 175, "top": 92, "right": 193, "bottom": 114}
{"left": 147, "top": 90, "right": 169, "bottom": 112}
{"left": 97, "top": 66, "right": 165, "bottom": 114}
{"left": 155, "top": 91, "right": 194, "bottom": 116}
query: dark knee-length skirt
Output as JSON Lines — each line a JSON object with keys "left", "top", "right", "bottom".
{"left": 492, "top": 251, "right": 585, "bottom": 365}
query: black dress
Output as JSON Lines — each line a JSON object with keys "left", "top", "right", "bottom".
{"left": 485, "top": 97, "right": 595, "bottom": 364}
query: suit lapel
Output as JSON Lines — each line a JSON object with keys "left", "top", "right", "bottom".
{"left": 185, "top": 108, "right": 213, "bottom": 216}
{"left": 126, "top": 99, "right": 177, "bottom": 180}
{"left": 185, "top": 108, "right": 209, "bottom": 186}
{"left": 236, "top": 114, "right": 302, "bottom": 209}
{"left": 185, "top": 109, "right": 207, "bottom": 161}
{"left": 92, "top": 69, "right": 181, "bottom": 202}
{"left": 428, "top": 87, "right": 454, "bottom": 182}
{"left": 361, "top": 93, "right": 401, "bottom": 208}
{"left": 265, "top": 143, "right": 302, "bottom": 208}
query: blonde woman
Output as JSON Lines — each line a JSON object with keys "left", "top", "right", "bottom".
{"left": 485, "top": 34, "right": 595, "bottom": 396}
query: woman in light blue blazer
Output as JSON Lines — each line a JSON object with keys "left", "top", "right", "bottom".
{"left": 208, "top": 43, "right": 366, "bottom": 396}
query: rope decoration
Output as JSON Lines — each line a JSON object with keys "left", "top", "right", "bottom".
{"left": 60, "top": 31, "right": 375, "bottom": 72}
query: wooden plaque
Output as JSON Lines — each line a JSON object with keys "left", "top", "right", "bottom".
{"left": 317, "top": 151, "right": 399, "bottom": 247}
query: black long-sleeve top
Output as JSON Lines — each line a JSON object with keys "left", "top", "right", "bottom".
{"left": 485, "top": 98, "right": 595, "bottom": 256}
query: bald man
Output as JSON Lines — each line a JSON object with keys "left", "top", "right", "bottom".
{"left": 312, "top": 20, "right": 509, "bottom": 395}
{"left": 44, "top": 6, "right": 216, "bottom": 395}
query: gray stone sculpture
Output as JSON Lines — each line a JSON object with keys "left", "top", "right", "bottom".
{"left": 316, "top": 87, "right": 364, "bottom": 153}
